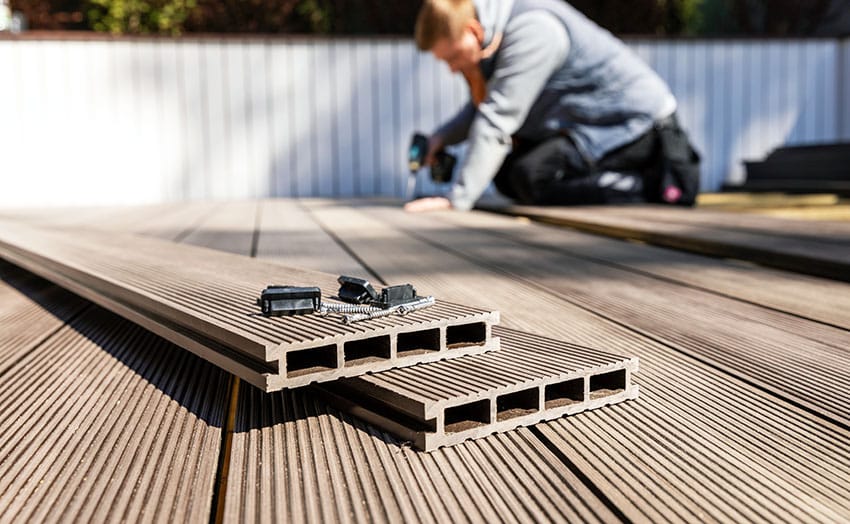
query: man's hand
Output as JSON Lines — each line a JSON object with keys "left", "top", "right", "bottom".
{"left": 404, "top": 197, "right": 453, "bottom": 213}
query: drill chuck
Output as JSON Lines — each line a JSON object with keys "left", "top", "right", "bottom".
{"left": 408, "top": 132, "right": 457, "bottom": 184}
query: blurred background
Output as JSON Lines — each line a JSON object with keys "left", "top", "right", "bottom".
{"left": 1, "top": 0, "right": 849, "bottom": 206}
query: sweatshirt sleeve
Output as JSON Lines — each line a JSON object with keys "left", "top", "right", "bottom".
{"left": 435, "top": 102, "right": 476, "bottom": 146}
{"left": 449, "top": 12, "right": 570, "bottom": 211}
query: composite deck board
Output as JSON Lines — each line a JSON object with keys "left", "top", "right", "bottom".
{"left": 484, "top": 204, "right": 850, "bottom": 282}
{"left": 256, "top": 199, "right": 368, "bottom": 278}
{"left": 430, "top": 207, "right": 850, "bottom": 330}
{"left": 225, "top": 385, "right": 617, "bottom": 524}
{"left": 306, "top": 200, "right": 850, "bottom": 522}
{"left": 0, "top": 203, "right": 229, "bottom": 523}
{"left": 0, "top": 219, "right": 498, "bottom": 390}
{"left": 0, "top": 205, "right": 217, "bottom": 376}
{"left": 603, "top": 205, "right": 850, "bottom": 242}
{"left": 361, "top": 205, "right": 850, "bottom": 424}
{"left": 324, "top": 326, "right": 639, "bottom": 450}
{"left": 180, "top": 200, "right": 620, "bottom": 522}
{"left": 0, "top": 262, "right": 89, "bottom": 373}
{"left": 0, "top": 307, "right": 229, "bottom": 524}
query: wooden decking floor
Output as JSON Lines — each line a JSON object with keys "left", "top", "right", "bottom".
{"left": 0, "top": 199, "right": 848, "bottom": 523}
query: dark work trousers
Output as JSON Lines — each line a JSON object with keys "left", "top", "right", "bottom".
{"left": 493, "top": 126, "right": 659, "bottom": 206}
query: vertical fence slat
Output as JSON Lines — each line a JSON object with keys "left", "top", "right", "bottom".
{"left": 842, "top": 39, "right": 850, "bottom": 141}
{"left": 332, "top": 40, "right": 356, "bottom": 198}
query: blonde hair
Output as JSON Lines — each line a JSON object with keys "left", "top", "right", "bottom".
{"left": 415, "top": 0, "right": 476, "bottom": 51}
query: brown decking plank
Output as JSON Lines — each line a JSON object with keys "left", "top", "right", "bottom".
{"left": 0, "top": 261, "right": 90, "bottom": 373}
{"left": 603, "top": 204, "right": 850, "bottom": 242}
{"left": 434, "top": 207, "right": 850, "bottom": 330}
{"left": 0, "top": 218, "right": 499, "bottom": 391}
{"left": 323, "top": 327, "right": 638, "bottom": 450}
{"left": 362, "top": 203, "right": 850, "bottom": 425}
{"left": 225, "top": 384, "right": 618, "bottom": 523}
{"left": 0, "top": 307, "right": 229, "bottom": 523}
{"left": 256, "top": 199, "right": 368, "bottom": 278}
{"left": 482, "top": 203, "right": 850, "bottom": 282}
{"left": 220, "top": 199, "right": 619, "bottom": 523}
{"left": 305, "top": 200, "right": 850, "bottom": 522}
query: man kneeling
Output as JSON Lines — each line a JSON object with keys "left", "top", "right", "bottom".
{"left": 406, "top": 0, "right": 701, "bottom": 213}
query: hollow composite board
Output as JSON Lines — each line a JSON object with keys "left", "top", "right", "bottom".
{"left": 360, "top": 203, "right": 850, "bottom": 426}
{"left": 0, "top": 204, "right": 234, "bottom": 523}
{"left": 319, "top": 327, "right": 639, "bottom": 451}
{"left": 479, "top": 203, "right": 850, "bottom": 282}
{"left": 306, "top": 200, "right": 850, "bottom": 522}
{"left": 203, "top": 199, "right": 617, "bottom": 522}
{"left": 0, "top": 219, "right": 499, "bottom": 391}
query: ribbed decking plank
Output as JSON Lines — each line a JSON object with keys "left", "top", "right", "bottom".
{"left": 481, "top": 203, "right": 850, "bottom": 282}
{"left": 0, "top": 219, "right": 499, "bottom": 391}
{"left": 224, "top": 386, "right": 619, "bottom": 524}
{"left": 306, "top": 200, "right": 850, "bottom": 522}
{"left": 209, "top": 202, "right": 621, "bottom": 523}
{"left": 134, "top": 199, "right": 622, "bottom": 522}
{"left": 0, "top": 307, "right": 229, "bottom": 524}
{"left": 0, "top": 261, "right": 89, "bottom": 372}
{"left": 0, "top": 203, "right": 230, "bottom": 524}
{"left": 321, "top": 327, "right": 638, "bottom": 451}
{"left": 432, "top": 207, "right": 850, "bottom": 330}
{"left": 360, "top": 204, "right": 850, "bottom": 425}
{"left": 602, "top": 204, "right": 850, "bottom": 242}
{"left": 257, "top": 199, "right": 368, "bottom": 278}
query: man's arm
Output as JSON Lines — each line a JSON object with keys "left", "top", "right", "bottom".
{"left": 449, "top": 12, "right": 570, "bottom": 211}
{"left": 434, "top": 102, "right": 476, "bottom": 146}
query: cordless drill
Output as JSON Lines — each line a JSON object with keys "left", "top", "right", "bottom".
{"left": 408, "top": 132, "right": 457, "bottom": 184}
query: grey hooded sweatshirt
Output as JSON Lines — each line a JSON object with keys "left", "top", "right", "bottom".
{"left": 438, "top": 0, "right": 677, "bottom": 210}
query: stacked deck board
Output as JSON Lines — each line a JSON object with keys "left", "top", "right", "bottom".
{"left": 0, "top": 213, "right": 641, "bottom": 451}
{"left": 0, "top": 219, "right": 500, "bottom": 391}
{"left": 318, "top": 327, "right": 639, "bottom": 451}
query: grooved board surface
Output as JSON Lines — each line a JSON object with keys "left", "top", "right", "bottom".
{"left": 434, "top": 207, "right": 850, "bottom": 330}
{"left": 0, "top": 203, "right": 229, "bottom": 523}
{"left": 305, "top": 200, "right": 850, "bottom": 522}
{"left": 0, "top": 218, "right": 499, "bottom": 391}
{"left": 0, "top": 307, "right": 230, "bottom": 524}
{"left": 357, "top": 204, "right": 850, "bottom": 425}
{"left": 3, "top": 199, "right": 850, "bottom": 522}
{"left": 205, "top": 200, "right": 620, "bottom": 522}
{"left": 225, "top": 386, "right": 618, "bottom": 523}
{"left": 481, "top": 203, "right": 850, "bottom": 282}
{"left": 0, "top": 261, "right": 89, "bottom": 372}
{"left": 322, "top": 326, "right": 639, "bottom": 450}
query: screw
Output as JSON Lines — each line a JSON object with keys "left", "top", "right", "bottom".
{"left": 318, "top": 302, "right": 383, "bottom": 316}
{"left": 342, "top": 296, "right": 435, "bottom": 324}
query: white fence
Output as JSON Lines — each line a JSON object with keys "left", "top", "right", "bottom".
{"left": 0, "top": 35, "right": 847, "bottom": 207}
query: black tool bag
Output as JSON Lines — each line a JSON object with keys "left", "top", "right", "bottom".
{"left": 646, "top": 115, "right": 701, "bottom": 206}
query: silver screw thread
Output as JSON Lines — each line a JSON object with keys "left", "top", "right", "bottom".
{"left": 319, "top": 302, "right": 383, "bottom": 316}
{"left": 343, "top": 296, "right": 435, "bottom": 324}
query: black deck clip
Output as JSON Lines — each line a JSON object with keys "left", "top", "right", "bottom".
{"left": 376, "top": 284, "right": 418, "bottom": 308}
{"left": 258, "top": 286, "right": 322, "bottom": 317}
{"left": 337, "top": 276, "right": 380, "bottom": 304}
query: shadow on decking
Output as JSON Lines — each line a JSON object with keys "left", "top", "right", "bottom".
{"left": 234, "top": 381, "right": 408, "bottom": 449}
{"left": 0, "top": 259, "right": 231, "bottom": 428}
